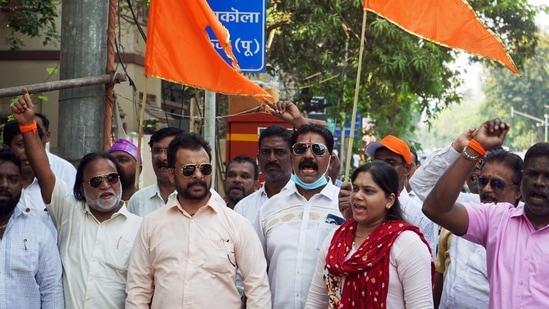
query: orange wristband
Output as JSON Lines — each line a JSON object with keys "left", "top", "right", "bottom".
{"left": 19, "top": 121, "right": 37, "bottom": 134}
{"left": 467, "top": 139, "right": 486, "bottom": 157}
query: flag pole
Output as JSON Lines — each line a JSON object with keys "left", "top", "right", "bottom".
{"left": 344, "top": 10, "right": 367, "bottom": 181}
{"left": 135, "top": 76, "right": 149, "bottom": 190}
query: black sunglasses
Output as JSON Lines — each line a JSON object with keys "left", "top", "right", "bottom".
{"left": 181, "top": 163, "right": 213, "bottom": 177}
{"left": 85, "top": 173, "right": 120, "bottom": 188}
{"left": 291, "top": 142, "right": 327, "bottom": 156}
{"left": 476, "top": 176, "right": 507, "bottom": 192}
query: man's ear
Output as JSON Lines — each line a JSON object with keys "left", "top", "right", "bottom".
{"left": 402, "top": 163, "right": 412, "bottom": 177}
{"left": 167, "top": 168, "right": 175, "bottom": 185}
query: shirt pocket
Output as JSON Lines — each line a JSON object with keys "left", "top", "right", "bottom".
{"left": 202, "top": 236, "right": 236, "bottom": 275}
{"left": 104, "top": 235, "right": 133, "bottom": 271}
{"left": 315, "top": 222, "right": 337, "bottom": 250}
{"left": 9, "top": 238, "right": 40, "bottom": 273}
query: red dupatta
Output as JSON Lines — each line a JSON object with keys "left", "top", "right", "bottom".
{"left": 325, "top": 219, "right": 433, "bottom": 308}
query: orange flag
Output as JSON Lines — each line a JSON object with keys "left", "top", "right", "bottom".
{"left": 363, "top": 0, "right": 519, "bottom": 75}
{"left": 145, "top": 0, "right": 272, "bottom": 100}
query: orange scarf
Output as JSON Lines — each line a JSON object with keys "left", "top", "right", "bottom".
{"left": 325, "top": 219, "right": 433, "bottom": 308}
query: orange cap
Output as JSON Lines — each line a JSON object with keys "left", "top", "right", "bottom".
{"left": 365, "top": 135, "right": 412, "bottom": 164}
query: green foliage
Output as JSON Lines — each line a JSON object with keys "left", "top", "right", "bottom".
{"left": 266, "top": 0, "right": 540, "bottom": 147}
{"left": 481, "top": 34, "right": 549, "bottom": 151}
{"left": 2, "top": 0, "right": 60, "bottom": 50}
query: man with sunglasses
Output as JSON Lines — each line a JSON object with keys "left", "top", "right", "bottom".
{"left": 256, "top": 124, "right": 343, "bottom": 309}
{"left": 11, "top": 89, "right": 143, "bottom": 309}
{"left": 127, "top": 127, "right": 224, "bottom": 217}
{"left": 411, "top": 129, "right": 522, "bottom": 308}
{"left": 365, "top": 134, "right": 438, "bottom": 254}
{"left": 126, "top": 132, "right": 271, "bottom": 308}
{"left": 423, "top": 118, "right": 549, "bottom": 308}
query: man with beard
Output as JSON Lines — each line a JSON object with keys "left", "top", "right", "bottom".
{"left": 257, "top": 124, "right": 343, "bottom": 309}
{"left": 127, "top": 127, "right": 224, "bottom": 216}
{"left": 126, "top": 132, "right": 271, "bottom": 308}
{"left": 223, "top": 155, "right": 259, "bottom": 209}
{"left": 108, "top": 138, "right": 141, "bottom": 203}
{"left": 423, "top": 118, "right": 549, "bottom": 308}
{"left": 11, "top": 88, "right": 143, "bottom": 309}
{"left": 411, "top": 128, "right": 522, "bottom": 308}
{"left": 0, "top": 148, "right": 63, "bottom": 309}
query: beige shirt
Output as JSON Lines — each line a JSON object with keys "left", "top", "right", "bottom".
{"left": 48, "top": 177, "right": 143, "bottom": 309}
{"left": 125, "top": 195, "right": 271, "bottom": 309}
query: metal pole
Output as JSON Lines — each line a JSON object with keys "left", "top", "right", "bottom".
{"left": 545, "top": 114, "right": 548, "bottom": 142}
{"left": 204, "top": 90, "right": 217, "bottom": 185}
{"left": 0, "top": 73, "right": 125, "bottom": 98}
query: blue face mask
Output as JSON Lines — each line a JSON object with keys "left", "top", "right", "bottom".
{"left": 291, "top": 157, "right": 331, "bottom": 190}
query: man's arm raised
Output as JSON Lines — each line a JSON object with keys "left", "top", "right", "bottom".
{"left": 422, "top": 119, "right": 509, "bottom": 236}
{"left": 11, "top": 88, "right": 56, "bottom": 203}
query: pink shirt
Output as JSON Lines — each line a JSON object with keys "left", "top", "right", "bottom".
{"left": 463, "top": 202, "right": 549, "bottom": 309}
{"left": 125, "top": 195, "right": 271, "bottom": 309}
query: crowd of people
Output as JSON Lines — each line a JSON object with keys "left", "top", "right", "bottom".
{"left": 1, "top": 88, "right": 548, "bottom": 309}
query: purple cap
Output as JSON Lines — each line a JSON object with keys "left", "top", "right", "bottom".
{"left": 109, "top": 138, "right": 141, "bottom": 164}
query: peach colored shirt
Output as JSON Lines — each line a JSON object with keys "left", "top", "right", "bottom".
{"left": 125, "top": 195, "right": 271, "bottom": 309}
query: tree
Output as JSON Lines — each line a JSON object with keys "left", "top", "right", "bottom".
{"left": 1, "top": 0, "right": 59, "bottom": 50}
{"left": 266, "top": 0, "right": 541, "bottom": 143}
{"left": 481, "top": 34, "right": 549, "bottom": 151}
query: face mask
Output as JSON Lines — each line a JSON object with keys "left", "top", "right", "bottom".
{"left": 291, "top": 156, "right": 331, "bottom": 190}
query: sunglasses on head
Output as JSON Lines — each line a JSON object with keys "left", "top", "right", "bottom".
{"left": 476, "top": 176, "right": 507, "bottom": 192}
{"left": 181, "top": 163, "right": 213, "bottom": 177}
{"left": 291, "top": 142, "right": 327, "bottom": 156}
{"left": 86, "top": 173, "right": 120, "bottom": 188}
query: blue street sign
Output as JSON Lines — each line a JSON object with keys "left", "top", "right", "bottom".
{"left": 207, "top": 0, "right": 266, "bottom": 72}
{"left": 332, "top": 117, "right": 361, "bottom": 137}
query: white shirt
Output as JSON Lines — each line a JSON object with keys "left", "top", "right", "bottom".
{"left": 305, "top": 229, "right": 434, "bottom": 309}
{"left": 48, "top": 151, "right": 76, "bottom": 187}
{"left": 48, "top": 177, "right": 143, "bottom": 309}
{"left": 127, "top": 183, "right": 177, "bottom": 216}
{"left": 399, "top": 188, "right": 438, "bottom": 255}
{"left": 258, "top": 180, "right": 343, "bottom": 309}
{"left": 18, "top": 178, "right": 57, "bottom": 238}
{"left": 410, "top": 143, "right": 489, "bottom": 308}
{"left": 0, "top": 207, "right": 64, "bottom": 309}
{"left": 127, "top": 183, "right": 225, "bottom": 217}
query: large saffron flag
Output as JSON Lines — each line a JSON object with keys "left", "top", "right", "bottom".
{"left": 145, "top": 0, "right": 272, "bottom": 100}
{"left": 363, "top": 0, "right": 519, "bottom": 75}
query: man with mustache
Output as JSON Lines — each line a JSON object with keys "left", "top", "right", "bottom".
{"left": 11, "top": 88, "right": 143, "bottom": 309}
{"left": 257, "top": 124, "right": 343, "bottom": 309}
{"left": 423, "top": 118, "right": 549, "bottom": 308}
{"left": 410, "top": 129, "right": 522, "bottom": 308}
{"left": 126, "top": 132, "right": 271, "bottom": 308}
{"left": 0, "top": 148, "right": 63, "bottom": 308}
{"left": 223, "top": 155, "right": 259, "bottom": 209}
{"left": 127, "top": 127, "right": 224, "bottom": 216}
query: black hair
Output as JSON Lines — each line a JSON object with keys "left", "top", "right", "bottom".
{"left": 167, "top": 132, "right": 212, "bottom": 168}
{"left": 351, "top": 161, "right": 405, "bottom": 221}
{"left": 524, "top": 142, "right": 549, "bottom": 165}
{"left": 481, "top": 148, "right": 523, "bottom": 185}
{"left": 2, "top": 120, "right": 45, "bottom": 147}
{"left": 0, "top": 148, "right": 22, "bottom": 173}
{"left": 290, "top": 124, "right": 334, "bottom": 154}
{"left": 226, "top": 154, "right": 259, "bottom": 180}
{"left": 148, "top": 127, "right": 185, "bottom": 149}
{"left": 73, "top": 152, "right": 121, "bottom": 202}
{"left": 34, "top": 113, "right": 50, "bottom": 131}
{"left": 259, "top": 125, "right": 292, "bottom": 149}
{"left": 410, "top": 148, "right": 420, "bottom": 167}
